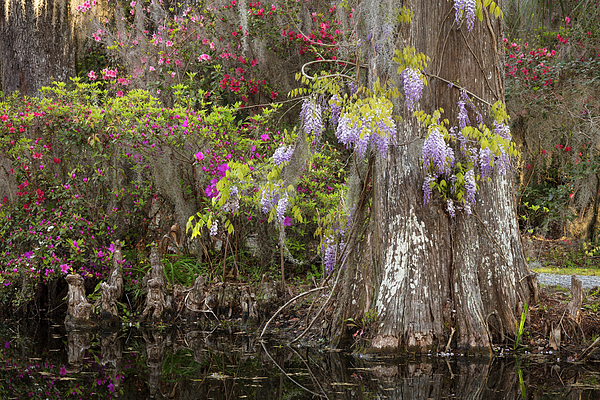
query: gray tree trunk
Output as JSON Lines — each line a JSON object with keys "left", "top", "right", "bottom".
{"left": 333, "top": 0, "right": 536, "bottom": 352}
{"left": 0, "top": 0, "right": 75, "bottom": 97}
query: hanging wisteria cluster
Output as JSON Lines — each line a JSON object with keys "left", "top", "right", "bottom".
{"left": 402, "top": 68, "right": 424, "bottom": 111}
{"left": 300, "top": 95, "right": 397, "bottom": 158}
{"left": 276, "top": 195, "right": 289, "bottom": 224}
{"left": 260, "top": 186, "right": 280, "bottom": 214}
{"left": 422, "top": 126, "right": 454, "bottom": 177}
{"left": 454, "top": 0, "right": 476, "bottom": 31}
{"left": 272, "top": 145, "right": 295, "bottom": 166}
{"left": 210, "top": 219, "right": 218, "bottom": 236}
{"left": 299, "top": 97, "right": 323, "bottom": 144}
{"left": 323, "top": 235, "right": 338, "bottom": 275}
{"left": 329, "top": 95, "right": 342, "bottom": 127}
{"left": 260, "top": 185, "right": 290, "bottom": 224}
{"left": 221, "top": 186, "right": 239, "bottom": 213}
{"left": 416, "top": 79, "right": 513, "bottom": 216}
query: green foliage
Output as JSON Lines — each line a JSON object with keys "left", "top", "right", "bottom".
{"left": 505, "top": 17, "right": 600, "bottom": 239}
{"left": 162, "top": 254, "right": 210, "bottom": 287}
{"left": 514, "top": 299, "right": 529, "bottom": 349}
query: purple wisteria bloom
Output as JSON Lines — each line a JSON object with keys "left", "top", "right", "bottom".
{"left": 459, "top": 88, "right": 482, "bottom": 126}
{"left": 210, "top": 220, "right": 218, "bottom": 236}
{"left": 447, "top": 199, "right": 456, "bottom": 218}
{"left": 323, "top": 236, "right": 337, "bottom": 275}
{"left": 493, "top": 121, "right": 513, "bottom": 175}
{"left": 494, "top": 121, "right": 511, "bottom": 139}
{"left": 464, "top": 168, "right": 477, "bottom": 210}
{"left": 457, "top": 101, "right": 469, "bottom": 131}
{"left": 276, "top": 195, "right": 289, "bottom": 223}
{"left": 455, "top": 0, "right": 476, "bottom": 31}
{"left": 356, "top": 125, "right": 371, "bottom": 158}
{"left": 402, "top": 68, "right": 424, "bottom": 111}
{"left": 260, "top": 188, "right": 279, "bottom": 214}
{"left": 372, "top": 119, "right": 396, "bottom": 157}
{"left": 423, "top": 174, "right": 434, "bottom": 205}
{"left": 272, "top": 145, "right": 294, "bottom": 166}
{"left": 336, "top": 112, "right": 396, "bottom": 158}
{"left": 422, "top": 127, "right": 451, "bottom": 175}
{"left": 300, "top": 98, "right": 323, "bottom": 142}
{"left": 348, "top": 81, "right": 358, "bottom": 95}
{"left": 222, "top": 186, "right": 239, "bottom": 213}
{"left": 479, "top": 147, "right": 493, "bottom": 178}
{"left": 329, "top": 95, "right": 342, "bottom": 127}
{"left": 336, "top": 114, "right": 360, "bottom": 149}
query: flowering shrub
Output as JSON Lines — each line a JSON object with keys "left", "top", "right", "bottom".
{"left": 505, "top": 16, "right": 600, "bottom": 238}
{"left": 0, "top": 80, "right": 283, "bottom": 305}
{"left": 504, "top": 40, "right": 559, "bottom": 88}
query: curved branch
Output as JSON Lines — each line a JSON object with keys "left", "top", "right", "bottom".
{"left": 301, "top": 59, "right": 367, "bottom": 81}
{"left": 424, "top": 71, "right": 493, "bottom": 107}
{"left": 260, "top": 286, "right": 328, "bottom": 338}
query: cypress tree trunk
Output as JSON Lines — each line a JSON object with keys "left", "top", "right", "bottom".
{"left": 0, "top": 0, "right": 75, "bottom": 97}
{"left": 333, "top": 0, "right": 537, "bottom": 352}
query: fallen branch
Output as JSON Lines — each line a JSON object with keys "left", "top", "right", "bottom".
{"left": 579, "top": 336, "right": 600, "bottom": 361}
{"left": 260, "top": 287, "right": 327, "bottom": 338}
{"left": 290, "top": 266, "right": 344, "bottom": 344}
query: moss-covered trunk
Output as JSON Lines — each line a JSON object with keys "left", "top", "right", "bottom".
{"left": 333, "top": 0, "right": 535, "bottom": 352}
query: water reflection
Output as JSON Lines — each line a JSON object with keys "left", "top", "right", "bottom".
{"left": 1, "top": 322, "right": 599, "bottom": 399}
{"left": 66, "top": 330, "right": 91, "bottom": 374}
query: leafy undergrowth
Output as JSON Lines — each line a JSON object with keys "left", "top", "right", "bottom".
{"left": 524, "top": 235, "right": 600, "bottom": 275}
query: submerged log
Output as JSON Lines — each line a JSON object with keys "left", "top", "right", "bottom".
{"left": 64, "top": 274, "right": 93, "bottom": 328}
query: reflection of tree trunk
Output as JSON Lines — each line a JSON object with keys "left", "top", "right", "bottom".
{"left": 367, "top": 359, "right": 525, "bottom": 400}
{"left": 66, "top": 330, "right": 91, "bottom": 374}
{"left": 0, "top": 0, "right": 75, "bottom": 96}
{"left": 143, "top": 329, "right": 165, "bottom": 398}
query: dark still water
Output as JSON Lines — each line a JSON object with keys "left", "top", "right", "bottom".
{"left": 0, "top": 320, "right": 599, "bottom": 399}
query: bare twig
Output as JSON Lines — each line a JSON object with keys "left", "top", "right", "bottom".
{"left": 579, "top": 335, "right": 600, "bottom": 361}
{"left": 445, "top": 327, "right": 456, "bottom": 352}
{"left": 260, "top": 287, "right": 328, "bottom": 338}
{"left": 289, "top": 262, "right": 344, "bottom": 344}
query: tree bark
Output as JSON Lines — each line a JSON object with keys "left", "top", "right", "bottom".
{"left": 0, "top": 0, "right": 75, "bottom": 97}
{"left": 334, "top": 0, "right": 535, "bottom": 352}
